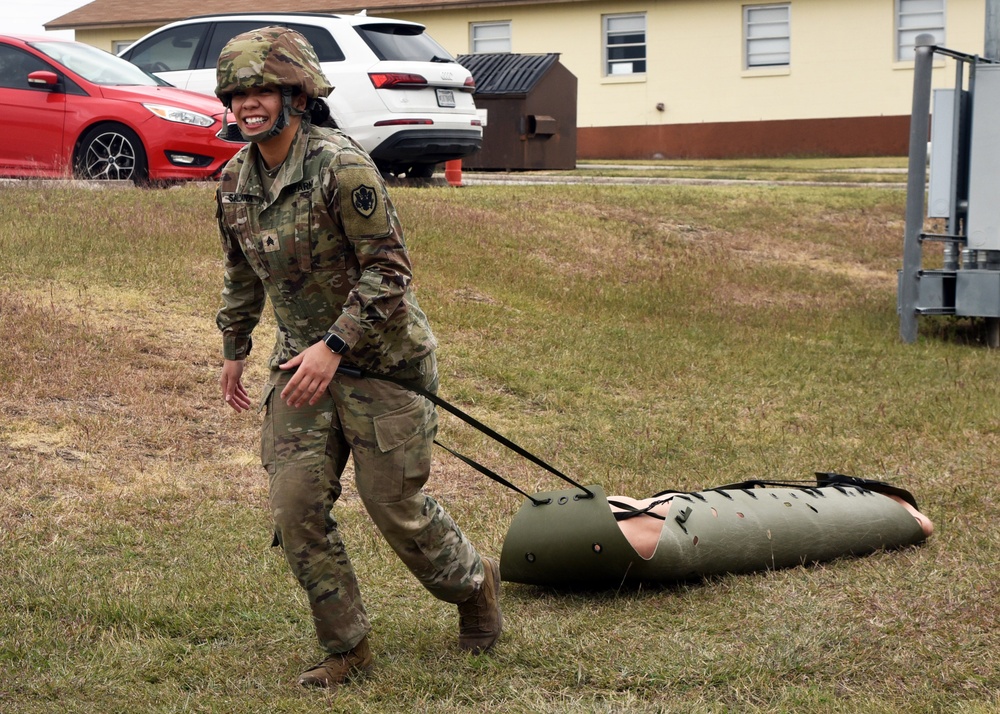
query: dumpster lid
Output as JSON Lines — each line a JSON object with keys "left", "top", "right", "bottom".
{"left": 456, "top": 53, "right": 561, "bottom": 95}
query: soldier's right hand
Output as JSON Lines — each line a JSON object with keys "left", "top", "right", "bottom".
{"left": 221, "top": 359, "right": 252, "bottom": 413}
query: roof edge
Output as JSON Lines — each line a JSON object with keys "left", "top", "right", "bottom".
{"left": 44, "top": 0, "right": 574, "bottom": 31}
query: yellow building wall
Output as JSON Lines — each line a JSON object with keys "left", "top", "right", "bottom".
{"left": 404, "top": 0, "right": 987, "bottom": 128}
{"left": 75, "top": 27, "right": 158, "bottom": 54}
{"left": 73, "top": 0, "right": 988, "bottom": 132}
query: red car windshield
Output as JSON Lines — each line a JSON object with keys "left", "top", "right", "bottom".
{"left": 31, "top": 41, "right": 166, "bottom": 87}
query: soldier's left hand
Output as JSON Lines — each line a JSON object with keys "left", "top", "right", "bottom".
{"left": 279, "top": 342, "right": 341, "bottom": 408}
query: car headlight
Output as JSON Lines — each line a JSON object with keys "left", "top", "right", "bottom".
{"left": 143, "top": 103, "right": 215, "bottom": 127}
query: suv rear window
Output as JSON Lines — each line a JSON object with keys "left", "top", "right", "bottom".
{"left": 205, "top": 22, "right": 346, "bottom": 66}
{"left": 355, "top": 24, "right": 456, "bottom": 63}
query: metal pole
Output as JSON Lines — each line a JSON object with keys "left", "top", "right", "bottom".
{"left": 900, "top": 35, "right": 937, "bottom": 343}
{"left": 986, "top": 0, "right": 1000, "bottom": 61}
{"left": 943, "top": 59, "right": 965, "bottom": 270}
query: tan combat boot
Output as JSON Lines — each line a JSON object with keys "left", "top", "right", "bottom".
{"left": 297, "top": 635, "right": 374, "bottom": 688}
{"left": 457, "top": 557, "right": 503, "bottom": 654}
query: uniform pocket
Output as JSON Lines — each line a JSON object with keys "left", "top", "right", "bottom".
{"left": 373, "top": 396, "right": 428, "bottom": 453}
{"left": 222, "top": 201, "right": 270, "bottom": 279}
{"left": 292, "top": 190, "right": 313, "bottom": 274}
{"left": 309, "top": 184, "right": 347, "bottom": 274}
{"left": 358, "top": 395, "right": 436, "bottom": 503}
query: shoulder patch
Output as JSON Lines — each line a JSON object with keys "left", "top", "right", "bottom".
{"left": 337, "top": 166, "right": 389, "bottom": 237}
{"left": 352, "top": 184, "right": 378, "bottom": 217}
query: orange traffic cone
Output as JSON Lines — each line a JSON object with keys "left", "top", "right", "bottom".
{"left": 444, "top": 159, "right": 463, "bottom": 187}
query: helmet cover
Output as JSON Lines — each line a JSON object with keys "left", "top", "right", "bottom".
{"left": 215, "top": 25, "right": 333, "bottom": 104}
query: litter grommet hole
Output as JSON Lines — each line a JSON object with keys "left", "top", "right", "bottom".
{"left": 558, "top": 496, "right": 569, "bottom": 505}
{"left": 736, "top": 512, "right": 745, "bottom": 519}
{"left": 525, "top": 552, "right": 536, "bottom": 563}
{"left": 592, "top": 543, "right": 603, "bottom": 554}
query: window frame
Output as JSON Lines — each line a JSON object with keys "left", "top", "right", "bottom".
{"left": 0, "top": 44, "right": 85, "bottom": 94}
{"left": 119, "top": 23, "right": 207, "bottom": 72}
{"left": 896, "top": 0, "right": 946, "bottom": 62}
{"left": 470, "top": 21, "right": 512, "bottom": 53}
{"left": 603, "top": 12, "right": 646, "bottom": 77}
{"left": 743, "top": 3, "right": 791, "bottom": 70}
{"left": 205, "top": 22, "right": 346, "bottom": 67}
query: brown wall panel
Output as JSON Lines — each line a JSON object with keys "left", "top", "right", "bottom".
{"left": 577, "top": 116, "right": 911, "bottom": 160}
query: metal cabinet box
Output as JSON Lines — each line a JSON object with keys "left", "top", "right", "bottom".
{"left": 956, "top": 270, "right": 1000, "bottom": 317}
{"left": 967, "top": 65, "right": 1000, "bottom": 250}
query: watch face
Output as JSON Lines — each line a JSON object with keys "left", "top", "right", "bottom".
{"left": 324, "top": 334, "right": 348, "bottom": 354}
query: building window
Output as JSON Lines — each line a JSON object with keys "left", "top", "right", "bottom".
{"left": 744, "top": 4, "right": 790, "bottom": 68}
{"left": 897, "top": 0, "right": 945, "bottom": 61}
{"left": 471, "top": 22, "right": 512, "bottom": 53}
{"left": 604, "top": 13, "right": 646, "bottom": 76}
{"left": 112, "top": 40, "right": 134, "bottom": 54}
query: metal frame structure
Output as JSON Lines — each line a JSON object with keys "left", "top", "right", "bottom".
{"left": 899, "top": 34, "right": 1000, "bottom": 344}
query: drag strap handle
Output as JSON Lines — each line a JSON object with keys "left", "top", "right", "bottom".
{"left": 433, "top": 440, "right": 551, "bottom": 506}
{"left": 336, "top": 365, "right": 594, "bottom": 500}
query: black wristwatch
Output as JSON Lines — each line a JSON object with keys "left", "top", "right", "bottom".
{"left": 322, "top": 333, "right": 349, "bottom": 355}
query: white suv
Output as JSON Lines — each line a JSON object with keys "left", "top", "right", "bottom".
{"left": 120, "top": 12, "right": 482, "bottom": 178}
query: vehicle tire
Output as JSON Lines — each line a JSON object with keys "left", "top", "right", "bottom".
{"left": 405, "top": 163, "right": 436, "bottom": 179}
{"left": 74, "top": 124, "right": 149, "bottom": 184}
{"left": 375, "top": 162, "right": 402, "bottom": 179}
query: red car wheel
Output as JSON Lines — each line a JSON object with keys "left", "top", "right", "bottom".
{"left": 75, "top": 124, "right": 149, "bottom": 184}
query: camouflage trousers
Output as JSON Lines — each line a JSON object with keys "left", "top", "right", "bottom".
{"left": 260, "top": 353, "right": 485, "bottom": 654}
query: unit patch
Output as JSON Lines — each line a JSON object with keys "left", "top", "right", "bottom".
{"left": 352, "top": 184, "right": 378, "bottom": 217}
{"left": 337, "top": 165, "right": 390, "bottom": 237}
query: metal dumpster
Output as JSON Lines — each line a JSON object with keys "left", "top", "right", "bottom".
{"left": 456, "top": 53, "right": 577, "bottom": 170}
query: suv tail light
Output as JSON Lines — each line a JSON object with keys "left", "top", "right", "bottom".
{"left": 462, "top": 76, "right": 476, "bottom": 92}
{"left": 369, "top": 72, "right": 428, "bottom": 89}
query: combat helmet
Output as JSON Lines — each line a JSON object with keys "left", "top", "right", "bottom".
{"left": 215, "top": 26, "right": 333, "bottom": 143}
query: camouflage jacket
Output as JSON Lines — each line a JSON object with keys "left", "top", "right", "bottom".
{"left": 215, "top": 123, "right": 437, "bottom": 373}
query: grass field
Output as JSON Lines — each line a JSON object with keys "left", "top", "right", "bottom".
{"left": 1, "top": 173, "right": 997, "bottom": 713}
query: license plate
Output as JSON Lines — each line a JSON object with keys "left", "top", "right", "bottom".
{"left": 436, "top": 88, "right": 456, "bottom": 108}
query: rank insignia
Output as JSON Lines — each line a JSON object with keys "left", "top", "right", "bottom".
{"left": 352, "top": 185, "right": 378, "bottom": 218}
{"left": 261, "top": 232, "right": 280, "bottom": 252}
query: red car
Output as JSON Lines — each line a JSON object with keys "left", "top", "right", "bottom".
{"left": 0, "top": 34, "right": 240, "bottom": 183}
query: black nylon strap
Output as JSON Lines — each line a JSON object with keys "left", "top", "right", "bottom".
{"left": 433, "top": 440, "right": 551, "bottom": 506}
{"left": 336, "top": 365, "right": 594, "bottom": 499}
{"left": 704, "top": 473, "right": 919, "bottom": 509}
{"left": 607, "top": 498, "right": 673, "bottom": 521}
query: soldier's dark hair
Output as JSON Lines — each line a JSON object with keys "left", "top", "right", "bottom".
{"left": 309, "top": 98, "right": 332, "bottom": 127}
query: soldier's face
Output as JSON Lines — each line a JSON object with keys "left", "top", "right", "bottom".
{"left": 231, "top": 86, "right": 284, "bottom": 139}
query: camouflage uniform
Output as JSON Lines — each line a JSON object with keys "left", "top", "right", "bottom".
{"left": 216, "top": 120, "right": 485, "bottom": 654}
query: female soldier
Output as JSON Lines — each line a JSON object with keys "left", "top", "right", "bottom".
{"left": 214, "top": 26, "right": 501, "bottom": 688}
